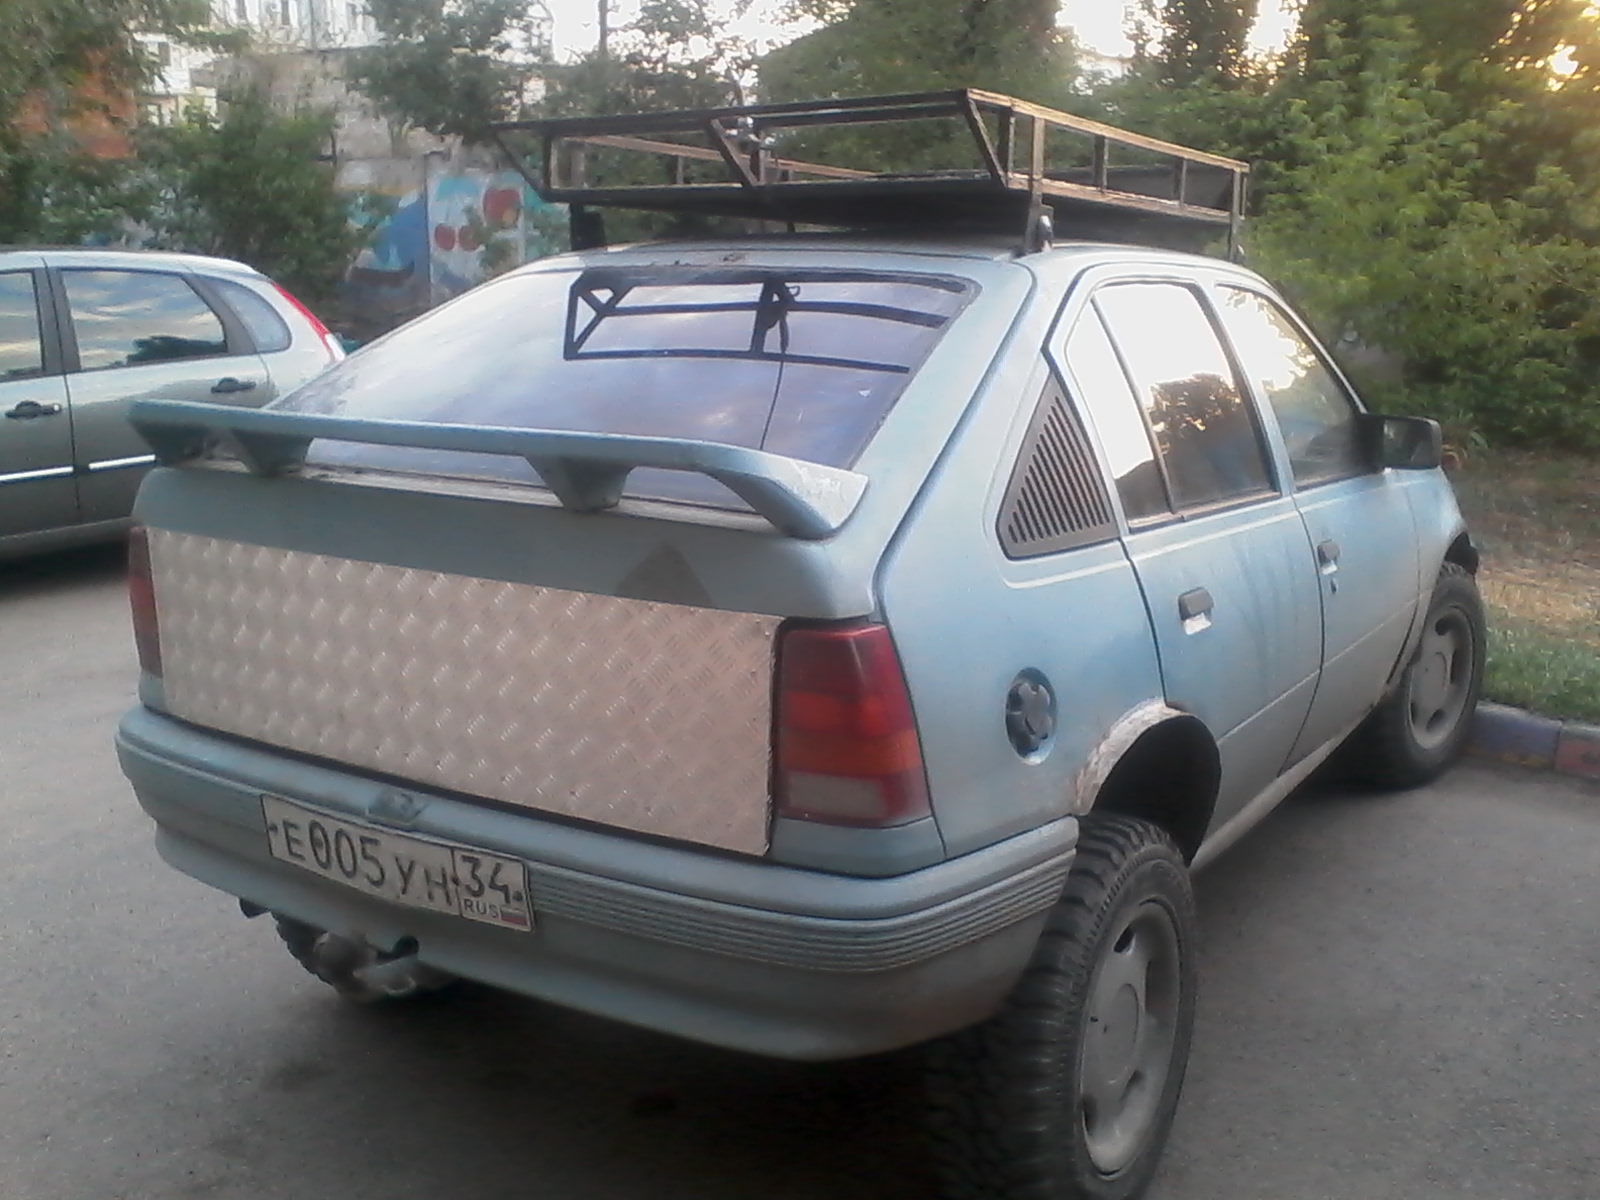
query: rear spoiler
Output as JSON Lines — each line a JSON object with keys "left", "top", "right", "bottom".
{"left": 128, "top": 399, "right": 867, "bottom": 540}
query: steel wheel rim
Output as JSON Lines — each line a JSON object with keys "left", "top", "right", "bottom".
{"left": 1079, "top": 899, "right": 1183, "bottom": 1175}
{"left": 1407, "top": 605, "right": 1475, "bottom": 751}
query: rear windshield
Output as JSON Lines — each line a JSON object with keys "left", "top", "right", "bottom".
{"left": 274, "top": 265, "right": 976, "bottom": 508}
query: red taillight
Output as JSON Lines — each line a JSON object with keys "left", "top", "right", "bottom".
{"left": 128, "top": 526, "right": 162, "bottom": 678}
{"left": 774, "top": 623, "right": 930, "bottom": 827}
{"left": 272, "top": 282, "right": 345, "bottom": 362}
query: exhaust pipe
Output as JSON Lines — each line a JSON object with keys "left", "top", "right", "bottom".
{"left": 310, "top": 932, "right": 456, "bottom": 1000}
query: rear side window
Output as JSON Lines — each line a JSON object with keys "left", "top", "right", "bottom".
{"left": 212, "top": 277, "right": 292, "bottom": 353}
{"left": 1094, "top": 283, "right": 1274, "bottom": 511}
{"left": 277, "top": 266, "right": 975, "bottom": 507}
{"left": 62, "top": 270, "right": 229, "bottom": 371}
{"left": 0, "top": 271, "right": 45, "bottom": 379}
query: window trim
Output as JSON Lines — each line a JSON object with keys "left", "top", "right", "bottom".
{"left": 1211, "top": 281, "right": 1373, "bottom": 491}
{"left": 52, "top": 267, "right": 245, "bottom": 374}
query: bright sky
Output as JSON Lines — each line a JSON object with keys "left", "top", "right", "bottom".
{"left": 1061, "top": 0, "right": 1298, "bottom": 59}
{"left": 540, "top": 0, "right": 1301, "bottom": 61}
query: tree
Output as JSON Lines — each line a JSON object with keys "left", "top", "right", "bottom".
{"left": 0, "top": 0, "right": 226, "bottom": 242}
{"left": 765, "top": 0, "right": 1074, "bottom": 105}
{"left": 1135, "top": 0, "right": 1262, "bottom": 85}
{"left": 1245, "top": 1, "right": 1600, "bottom": 447}
{"left": 346, "top": 0, "right": 545, "bottom": 141}
{"left": 137, "top": 91, "right": 365, "bottom": 305}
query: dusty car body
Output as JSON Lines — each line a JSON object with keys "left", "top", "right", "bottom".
{"left": 115, "top": 92, "right": 1483, "bottom": 1200}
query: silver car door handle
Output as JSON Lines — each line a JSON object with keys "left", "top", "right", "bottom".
{"left": 1317, "top": 539, "right": 1341, "bottom": 573}
{"left": 210, "top": 376, "right": 258, "bottom": 394}
{"left": 5, "top": 400, "right": 64, "bottom": 419}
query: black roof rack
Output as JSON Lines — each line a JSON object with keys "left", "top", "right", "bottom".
{"left": 490, "top": 89, "right": 1249, "bottom": 257}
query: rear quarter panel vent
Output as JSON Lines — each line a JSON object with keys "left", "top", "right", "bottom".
{"left": 998, "top": 377, "right": 1117, "bottom": 558}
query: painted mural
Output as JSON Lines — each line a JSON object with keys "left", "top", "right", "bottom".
{"left": 343, "top": 165, "right": 566, "bottom": 332}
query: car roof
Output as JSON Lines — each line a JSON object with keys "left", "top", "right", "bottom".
{"left": 0, "top": 245, "right": 266, "bottom": 279}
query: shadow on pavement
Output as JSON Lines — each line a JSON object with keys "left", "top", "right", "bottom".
{"left": 0, "top": 541, "right": 127, "bottom": 597}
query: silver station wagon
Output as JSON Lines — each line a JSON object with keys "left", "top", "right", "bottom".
{"left": 0, "top": 248, "right": 343, "bottom": 561}
{"left": 116, "top": 92, "right": 1484, "bottom": 1200}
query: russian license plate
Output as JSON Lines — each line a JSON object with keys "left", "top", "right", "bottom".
{"left": 261, "top": 795, "right": 533, "bottom": 933}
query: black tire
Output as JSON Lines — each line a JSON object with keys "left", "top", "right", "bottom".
{"left": 274, "top": 915, "right": 454, "bottom": 1004}
{"left": 924, "top": 816, "right": 1198, "bottom": 1200}
{"left": 1343, "top": 563, "right": 1485, "bottom": 790}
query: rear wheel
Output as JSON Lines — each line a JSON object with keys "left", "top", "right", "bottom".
{"left": 925, "top": 816, "right": 1197, "bottom": 1200}
{"left": 1344, "top": 563, "right": 1485, "bottom": 789}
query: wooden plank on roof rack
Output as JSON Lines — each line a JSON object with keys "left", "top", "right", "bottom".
{"left": 568, "top": 134, "right": 874, "bottom": 180}
{"left": 964, "top": 89, "right": 1250, "bottom": 173}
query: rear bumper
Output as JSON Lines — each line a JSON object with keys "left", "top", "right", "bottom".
{"left": 117, "top": 707, "right": 1076, "bottom": 1060}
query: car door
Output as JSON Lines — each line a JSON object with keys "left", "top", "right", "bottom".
{"left": 0, "top": 262, "right": 76, "bottom": 540}
{"left": 1066, "top": 279, "right": 1323, "bottom": 827}
{"left": 1212, "top": 285, "right": 1421, "bottom": 763}
{"left": 53, "top": 265, "right": 273, "bottom": 526}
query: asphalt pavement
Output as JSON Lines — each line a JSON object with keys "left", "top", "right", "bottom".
{"left": 2, "top": 545, "right": 1597, "bottom": 1200}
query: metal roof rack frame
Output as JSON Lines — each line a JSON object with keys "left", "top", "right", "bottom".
{"left": 490, "top": 89, "right": 1249, "bottom": 258}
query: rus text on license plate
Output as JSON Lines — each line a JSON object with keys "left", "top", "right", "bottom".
{"left": 260, "top": 795, "right": 533, "bottom": 932}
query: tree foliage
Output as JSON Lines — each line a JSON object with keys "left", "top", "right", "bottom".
{"left": 1097, "top": 0, "right": 1600, "bottom": 448}
{"left": 346, "top": 0, "right": 545, "bottom": 141}
{"left": 767, "top": 0, "right": 1070, "bottom": 101}
{"left": 758, "top": 0, "right": 1079, "bottom": 174}
{"left": 0, "top": 0, "right": 228, "bottom": 242}
{"left": 1134, "top": 0, "right": 1261, "bottom": 84}
{"left": 137, "top": 91, "right": 366, "bottom": 304}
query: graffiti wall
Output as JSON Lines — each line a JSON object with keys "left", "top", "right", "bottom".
{"left": 343, "top": 164, "right": 566, "bottom": 334}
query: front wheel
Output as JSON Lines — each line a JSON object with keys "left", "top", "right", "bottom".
{"left": 924, "top": 816, "right": 1197, "bottom": 1200}
{"left": 1344, "top": 562, "right": 1486, "bottom": 789}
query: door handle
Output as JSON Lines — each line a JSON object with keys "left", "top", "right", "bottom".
{"left": 1317, "top": 539, "right": 1341, "bottom": 572}
{"left": 4, "top": 400, "right": 63, "bottom": 419}
{"left": 210, "top": 376, "right": 258, "bottom": 394}
{"left": 1178, "top": 587, "right": 1214, "bottom": 621}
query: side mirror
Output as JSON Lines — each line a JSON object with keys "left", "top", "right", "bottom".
{"left": 1361, "top": 414, "right": 1444, "bottom": 471}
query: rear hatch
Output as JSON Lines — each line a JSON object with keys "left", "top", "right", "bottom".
{"left": 129, "top": 247, "right": 1027, "bottom": 857}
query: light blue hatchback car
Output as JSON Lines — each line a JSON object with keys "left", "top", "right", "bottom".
{"left": 115, "top": 92, "right": 1484, "bottom": 1200}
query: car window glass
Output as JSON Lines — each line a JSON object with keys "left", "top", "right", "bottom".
{"left": 62, "top": 270, "right": 229, "bottom": 371}
{"left": 276, "top": 268, "right": 975, "bottom": 509}
{"left": 1095, "top": 283, "right": 1273, "bottom": 509}
{"left": 1063, "top": 308, "right": 1169, "bottom": 521}
{"left": 0, "top": 271, "right": 45, "bottom": 379}
{"left": 1216, "top": 287, "right": 1366, "bottom": 485}
{"left": 212, "top": 278, "right": 291, "bottom": 353}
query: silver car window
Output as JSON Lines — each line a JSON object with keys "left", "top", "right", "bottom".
{"left": 0, "top": 272, "right": 44, "bottom": 380}
{"left": 212, "top": 278, "right": 292, "bottom": 354}
{"left": 62, "top": 270, "right": 229, "bottom": 372}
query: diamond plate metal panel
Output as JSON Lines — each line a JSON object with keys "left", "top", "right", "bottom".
{"left": 147, "top": 531, "right": 781, "bottom": 854}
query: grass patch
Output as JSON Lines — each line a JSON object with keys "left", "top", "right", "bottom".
{"left": 1450, "top": 448, "right": 1599, "bottom": 721}
{"left": 1485, "top": 608, "right": 1600, "bottom": 725}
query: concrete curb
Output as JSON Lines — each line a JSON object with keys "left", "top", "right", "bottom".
{"left": 1469, "top": 703, "right": 1600, "bottom": 783}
